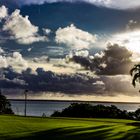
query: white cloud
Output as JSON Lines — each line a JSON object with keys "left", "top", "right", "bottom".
{"left": 3, "top": 9, "right": 49, "bottom": 44}
{"left": 17, "top": 35, "right": 48, "bottom": 44}
{"left": 28, "top": 58, "right": 85, "bottom": 74}
{"left": 8, "top": 78, "right": 27, "bottom": 86}
{"left": 86, "top": 0, "right": 140, "bottom": 10}
{"left": 0, "top": 5, "right": 8, "bottom": 20}
{"left": 55, "top": 24, "right": 97, "bottom": 49}
{"left": 43, "top": 28, "right": 51, "bottom": 35}
{"left": 92, "top": 80, "right": 105, "bottom": 85}
{"left": 0, "top": 51, "right": 28, "bottom": 71}
{"left": 11, "top": 0, "right": 140, "bottom": 10}
{"left": 33, "top": 56, "right": 49, "bottom": 63}
{"left": 75, "top": 50, "right": 89, "bottom": 57}
{"left": 3, "top": 9, "right": 38, "bottom": 38}
{"left": 8, "top": 52, "right": 28, "bottom": 68}
{"left": 94, "top": 52, "right": 104, "bottom": 58}
{"left": 0, "top": 56, "right": 8, "bottom": 68}
{"left": 0, "top": 47, "right": 4, "bottom": 54}
{"left": 27, "top": 48, "right": 32, "bottom": 52}
{"left": 67, "top": 50, "right": 89, "bottom": 59}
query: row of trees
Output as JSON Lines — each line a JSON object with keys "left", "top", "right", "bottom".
{"left": 51, "top": 103, "right": 140, "bottom": 120}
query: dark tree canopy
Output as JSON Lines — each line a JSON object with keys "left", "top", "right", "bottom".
{"left": 0, "top": 91, "right": 14, "bottom": 114}
{"left": 51, "top": 103, "right": 134, "bottom": 120}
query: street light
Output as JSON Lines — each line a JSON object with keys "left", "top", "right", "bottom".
{"left": 24, "top": 89, "right": 28, "bottom": 117}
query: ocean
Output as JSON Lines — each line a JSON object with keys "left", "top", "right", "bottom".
{"left": 10, "top": 100, "right": 140, "bottom": 117}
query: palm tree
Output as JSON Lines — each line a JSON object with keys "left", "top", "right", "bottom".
{"left": 130, "top": 64, "right": 140, "bottom": 87}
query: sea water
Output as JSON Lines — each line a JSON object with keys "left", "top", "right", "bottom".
{"left": 10, "top": 100, "right": 140, "bottom": 117}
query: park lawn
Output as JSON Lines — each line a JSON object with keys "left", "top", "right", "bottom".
{"left": 0, "top": 115, "right": 140, "bottom": 140}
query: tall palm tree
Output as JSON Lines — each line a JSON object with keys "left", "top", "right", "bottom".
{"left": 130, "top": 64, "right": 140, "bottom": 87}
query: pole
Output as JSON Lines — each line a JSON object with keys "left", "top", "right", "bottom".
{"left": 24, "top": 90, "right": 28, "bottom": 117}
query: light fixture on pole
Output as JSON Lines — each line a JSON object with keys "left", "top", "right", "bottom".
{"left": 24, "top": 89, "right": 28, "bottom": 117}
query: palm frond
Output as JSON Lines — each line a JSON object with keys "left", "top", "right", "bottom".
{"left": 132, "top": 73, "right": 140, "bottom": 87}
{"left": 130, "top": 67, "right": 137, "bottom": 76}
{"left": 130, "top": 64, "right": 140, "bottom": 75}
{"left": 136, "top": 64, "right": 140, "bottom": 68}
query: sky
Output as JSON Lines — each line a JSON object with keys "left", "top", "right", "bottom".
{"left": 0, "top": 0, "right": 140, "bottom": 102}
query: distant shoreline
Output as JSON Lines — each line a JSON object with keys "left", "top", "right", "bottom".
{"left": 8, "top": 99, "right": 140, "bottom": 104}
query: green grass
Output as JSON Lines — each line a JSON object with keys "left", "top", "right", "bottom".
{"left": 0, "top": 115, "right": 140, "bottom": 140}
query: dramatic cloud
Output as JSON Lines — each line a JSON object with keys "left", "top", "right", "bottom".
{"left": 100, "top": 75, "right": 138, "bottom": 95}
{"left": 0, "top": 66, "right": 137, "bottom": 97}
{"left": 55, "top": 24, "right": 97, "bottom": 49}
{"left": 0, "top": 5, "right": 8, "bottom": 20}
{"left": 67, "top": 44, "right": 133, "bottom": 75}
{"left": 110, "top": 27, "right": 140, "bottom": 62}
{"left": 28, "top": 57, "right": 83, "bottom": 74}
{"left": 0, "top": 67, "right": 102, "bottom": 94}
{"left": 2, "top": 9, "right": 49, "bottom": 44}
{"left": 2, "top": 0, "right": 140, "bottom": 10}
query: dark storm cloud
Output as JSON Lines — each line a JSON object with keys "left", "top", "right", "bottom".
{"left": 68, "top": 44, "right": 133, "bottom": 75}
{"left": 100, "top": 75, "right": 136, "bottom": 96}
{"left": 0, "top": 67, "right": 105, "bottom": 94}
{"left": 0, "top": 66, "right": 136, "bottom": 96}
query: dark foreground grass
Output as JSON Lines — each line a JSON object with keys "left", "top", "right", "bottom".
{"left": 0, "top": 115, "right": 140, "bottom": 140}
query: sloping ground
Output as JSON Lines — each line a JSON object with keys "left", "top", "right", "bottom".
{"left": 0, "top": 115, "right": 140, "bottom": 140}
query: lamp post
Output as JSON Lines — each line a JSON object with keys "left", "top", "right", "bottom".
{"left": 24, "top": 89, "right": 28, "bottom": 117}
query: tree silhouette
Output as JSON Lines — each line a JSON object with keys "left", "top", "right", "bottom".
{"left": 51, "top": 103, "right": 133, "bottom": 119}
{"left": 0, "top": 90, "right": 14, "bottom": 114}
{"left": 130, "top": 64, "right": 140, "bottom": 88}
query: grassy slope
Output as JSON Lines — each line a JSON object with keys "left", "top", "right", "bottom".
{"left": 0, "top": 115, "right": 140, "bottom": 140}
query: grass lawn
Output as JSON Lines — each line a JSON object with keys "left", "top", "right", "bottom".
{"left": 0, "top": 115, "right": 140, "bottom": 140}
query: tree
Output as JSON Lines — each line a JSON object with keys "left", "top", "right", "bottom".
{"left": 0, "top": 90, "right": 14, "bottom": 114}
{"left": 130, "top": 64, "right": 140, "bottom": 88}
